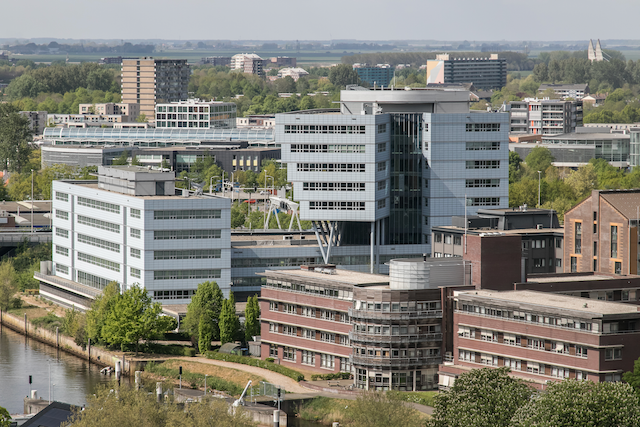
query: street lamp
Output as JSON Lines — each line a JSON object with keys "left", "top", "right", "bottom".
{"left": 263, "top": 174, "right": 274, "bottom": 228}
{"left": 209, "top": 176, "right": 220, "bottom": 194}
{"left": 537, "top": 170, "right": 542, "bottom": 208}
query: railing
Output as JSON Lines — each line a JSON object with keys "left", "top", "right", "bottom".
{"left": 34, "top": 272, "right": 102, "bottom": 298}
{"left": 348, "top": 308, "right": 442, "bottom": 320}
{"left": 349, "top": 332, "right": 442, "bottom": 343}
{"left": 350, "top": 355, "right": 441, "bottom": 367}
{"left": 0, "top": 232, "right": 52, "bottom": 244}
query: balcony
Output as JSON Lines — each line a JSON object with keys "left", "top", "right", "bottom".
{"left": 349, "top": 331, "right": 442, "bottom": 344}
{"left": 348, "top": 308, "right": 442, "bottom": 320}
{"left": 350, "top": 354, "right": 442, "bottom": 368}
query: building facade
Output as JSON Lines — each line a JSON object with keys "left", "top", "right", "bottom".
{"left": 232, "top": 54, "right": 264, "bottom": 76}
{"left": 42, "top": 166, "right": 231, "bottom": 306}
{"left": 78, "top": 102, "right": 140, "bottom": 121}
{"left": 438, "top": 290, "right": 640, "bottom": 390}
{"left": 353, "top": 64, "right": 394, "bottom": 88}
{"left": 121, "top": 58, "right": 190, "bottom": 123}
{"left": 19, "top": 111, "right": 47, "bottom": 135}
{"left": 509, "top": 99, "right": 583, "bottom": 135}
{"left": 155, "top": 99, "right": 237, "bottom": 129}
{"left": 426, "top": 54, "right": 507, "bottom": 90}
{"left": 538, "top": 84, "right": 589, "bottom": 100}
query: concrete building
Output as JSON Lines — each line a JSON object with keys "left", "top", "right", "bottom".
{"left": 277, "top": 86, "right": 508, "bottom": 269}
{"left": 352, "top": 64, "right": 394, "bottom": 88}
{"left": 121, "top": 58, "right": 190, "bottom": 123}
{"left": 155, "top": 99, "right": 237, "bottom": 129}
{"left": 270, "top": 57, "right": 297, "bottom": 67}
{"left": 508, "top": 98, "right": 583, "bottom": 135}
{"left": 232, "top": 54, "right": 264, "bottom": 76}
{"left": 236, "top": 115, "right": 276, "bottom": 129}
{"left": 46, "top": 114, "right": 146, "bottom": 129}
{"left": 37, "top": 165, "right": 231, "bottom": 308}
{"left": 538, "top": 84, "right": 589, "bottom": 100}
{"left": 199, "top": 56, "right": 232, "bottom": 67}
{"left": 277, "top": 67, "right": 309, "bottom": 82}
{"left": 564, "top": 189, "right": 640, "bottom": 275}
{"left": 426, "top": 54, "right": 507, "bottom": 90}
{"left": 510, "top": 129, "right": 630, "bottom": 168}
{"left": 630, "top": 127, "right": 640, "bottom": 167}
{"left": 438, "top": 290, "right": 640, "bottom": 390}
{"left": 78, "top": 102, "right": 140, "bottom": 121}
{"left": 19, "top": 111, "right": 48, "bottom": 135}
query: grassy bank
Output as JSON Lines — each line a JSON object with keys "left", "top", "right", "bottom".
{"left": 297, "top": 396, "right": 350, "bottom": 424}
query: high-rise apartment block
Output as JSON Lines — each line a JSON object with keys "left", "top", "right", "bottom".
{"left": 232, "top": 54, "right": 264, "bottom": 76}
{"left": 277, "top": 87, "right": 509, "bottom": 270}
{"left": 121, "top": 58, "right": 190, "bottom": 123}
{"left": 78, "top": 102, "right": 140, "bottom": 121}
{"left": 509, "top": 98, "right": 583, "bottom": 135}
{"left": 155, "top": 99, "right": 237, "bottom": 129}
{"left": 426, "top": 54, "right": 507, "bottom": 90}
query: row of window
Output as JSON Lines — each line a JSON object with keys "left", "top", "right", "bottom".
{"left": 55, "top": 245, "right": 68, "bottom": 257}
{"left": 466, "top": 141, "right": 500, "bottom": 150}
{"left": 290, "top": 144, "right": 366, "bottom": 153}
{"left": 77, "top": 215, "right": 120, "bottom": 234}
{"left": 154, "top": 269, "right": 221, "bottom": 280}
{"left": 303, "top": 182, "right": 365, "bottom": 191}
{"left": 352, "top": 300, "right": 441, "bottom": 312}
{"left": 268, "top": 323, "right": 350, "bottom": 345}
{"left": 353, "top": 323, "right": 441, "bottom": 336}
{"left": 434, "top": 233, "right": 462, "bottom": 245}
{"left": 78, "top": 252, "right": 120, "bottom": 272}
{"left": 154, "top": 249, "right": 222, "bottom": 260}
{"left": 309, "top": 201, "right": 366, "bottom": 211}
{"left": 284, "top": 124, "right": 366, "bottom": 134}
{"left": 153, "top": 229, "right": 221, "bottom": 240}
{"left": 466, "top": 160, "right": 500, "bottom": 169}
{"left": 355, "top": 346, "right": 440, "bottom": 359}
{"left": 77, "top": 196, "right": 120, "bottom": 214}
{"left": 55, "top": 192, "right": 69, "bottom": 202}
{"left": 466, "top": 197, "right": 500, "bottom": 206}
{"left": 130, "top": 248, "right": 141, "bottom": 259}
{"left": 265, "top": 279, "right": 353, "bottom": 301}
{"left": 55, "top": 227, "right": 69, "bottom": 238}
{"left": 466, "top": 179, "right": 500, "bottom": 188}
{"left": 297, "top": 163, "right": 366, "bottom": 173}
{"left": 154, "top": 209, "right": 221, "bottom": 220}
{"left": 268, "top": 344, "right": 350, "bottom": 371}
{"left": 268, "top": 301, "right": 350, "bottom": 323}
{"left": 77, "top": 233, "right": 120, "bottom": 253}
{"left": 153, "top": 289, "right": 196, "bottom": 300}
{"left": 466, "top": 123, "right": 501, "bottom": 132}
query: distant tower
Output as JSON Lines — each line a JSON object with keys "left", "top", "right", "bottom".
{"left": 588, "top": 39, "right": 596, "bottom": 61}
{"left": 588, "top": 39, "right": 605, "bottom": 62}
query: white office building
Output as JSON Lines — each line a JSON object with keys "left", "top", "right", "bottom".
{"left": 46, "top": 166, "right": 231, "bottom": 306}
{"left": 276, "top": 87, "right": 508, "bottom": 272}
{"left": 155, "top": 99, "right": 237, "bottom": 129}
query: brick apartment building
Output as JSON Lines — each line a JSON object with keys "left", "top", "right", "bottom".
{"left": 564, "top": 189, "right": 640, "bottom": 275}
{"left": 438, "top": 290, "right": 640, "bottom": 390}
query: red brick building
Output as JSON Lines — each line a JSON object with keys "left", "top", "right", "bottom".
{"left": 564, "top": 189, "right": 640, "bottom": 275}
{"left": 438, "top": 290, "right": 640, "bottom": 390}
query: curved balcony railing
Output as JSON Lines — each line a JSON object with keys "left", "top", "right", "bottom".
{"left": 350, "top": 354, "right": 441, "bottom": 368}
{"left": 349, "top": 331, "right": 442, "bottom": 344}
{"left": 348, "top": 308, "right": 442, "bottom": 320}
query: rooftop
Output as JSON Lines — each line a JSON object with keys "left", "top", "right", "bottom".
{"left": 542, "top": 133, "right": 629, "bottom": 141}
{"left": 524, "top": 273, "right": 623, "bottom": 283}
{"left": 263, "top": 267, "right": 389, "bottom": 286}
{"left": 459, "top": 290, "right": 639, "bottom": 316}
{"left": 599, "top": 190, "right": 640, "bottom": 220}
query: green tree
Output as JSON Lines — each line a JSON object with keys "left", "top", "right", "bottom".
{"left": 101, "top": 285, "right": 172, "bottom": 354}
{"left": 328, "top": 64, "right": 360, "bottom": 88}
{"left": 0, "top": 103, "right": 33, "bottom": 172}
{"left": 244, "top": 295, "right": 260, "bottom": 342}
{"left": 564, "top": 163, "right": 597, "bottom": 199}
{"left": 343, "top": 390, "right": 423, "bottom": 427}
{"left": 136, "top": 113, "right": 148, "bottom": 123}
{"left": 86, "top": 281, "right": 120, "bottom": 344}
{"left": 0, "top": 261, "right": 17, "bottom": 311}
{"left": 509, "top": 151, "right": 523, "bottom": 183}
{"left": 112, "top": 150, "right": 129, "bottom": 165}
{"left": 0, "top": 406, "right": 11, "bottom": 427}
{"left": 183, "top": 281, "right": 224, "bottom": 342}
{"left": 524, "top": 146, "right": 555, "bottom": 177}
{"left": 427, "top": 367, "right": 534, "bottom": 427}
{"left": 511, "top": 380, "right": 640, "bottom": 427}
{"left": 198, "top": 314, "right": 214, "bottom": 354}
{"left": 219, "top": 292, "right": 240, "bottom": 345}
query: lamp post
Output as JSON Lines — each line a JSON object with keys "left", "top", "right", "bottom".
{"left": 230, "top": 172, "right": 235, "bottom": 203}
{"left": 537, "top": 170, "right": 542, "bottom": 208}
{"left": 263, "top": 174, "right": 274, "bottom": 228}
{"left": 209, "top": 176, "right": 220, "bottom": 194}
{"left": 31, "top": 169, "right": 34, "bottom": 233}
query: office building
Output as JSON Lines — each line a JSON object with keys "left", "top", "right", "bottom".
{"left": 510, "top": 129, "right": 630, "bottom": 168}
{"left": 352, "top": 64, "right": 394, "bottom": 88}
{"left": 47, "top": 114, "right": 147, "bottom": 129}
{"left": 121, "top": 58, "right": 190, "bottom": 123}
{"left": 508, "top": 98, "right": 583, "bottom": 135}
{"left": 564, "top": 189, "right": 640, "bottom": 275}
{"left": 270, "top": 57, "right": 297, "bottom": 67}
{"left": 78, "top": 102, "right": 140, "bottom": 121}
{"left": 431, "top": 207, "right": 563, "bottom": 276}
{"left": 426, "top": 54, "right": 507, "bottom": 90}
{"left": 37, "top": 165, "right": 231, "bottom": 308}
{"left": 630, "top": 127, "right": 640, "bottom": 167}
{"left": 199, "top": 56, "right": 232, "bottom": 67}
{"left": 155, "top": 99, "right": 237, "bottom": 129}
{"left": 277, "top": 87, "right": 509, "bottom": 270}
{"left": 438, "top": 290, "right": 640, "bottom": 390}
{"left": 277, "top": 67, "right": 309, "bottom": 82}
{"left": 260, "top": 258, "right": 470, "bottom": 389}
{"left": 19, "top": 111, "right": 47, "bottom": 135}
{"left": 538, "top": 84, "right": 589, "bottom": 100}
{"left": 236, "top": 114, "right": 276, "bottom": 129}
{"left": 232, "top": 54, "right": 264, "bottom": 76}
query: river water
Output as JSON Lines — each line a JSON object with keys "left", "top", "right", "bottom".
{"left": 0, "top": 324, "right": 112, "bottom": 415}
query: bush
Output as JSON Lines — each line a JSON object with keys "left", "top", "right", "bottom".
{"left": 265, "top": 357, "right": 275, "bottom": 363}
{"left": 184, "top": 347, "right": 196, "bottom": 357}
{"left": 119, "top": 342, "right": 193, "bottom": 355}
{"left": 387, "top": 390, "right": 438, "bottom": 407}
{"left": 31, "top": 312, "right": 62, "bottom": 332}
{"left": 144, "top": 361, "right": 243, "bottom": 396}
{"left": 11, "top": 297, "right": 23, "bottom": 309}
{"left": 206, "top": 351, "right": 305, "bottom": 382}
{"left": 310, "top": 372, "right": 352, "bottom": 381}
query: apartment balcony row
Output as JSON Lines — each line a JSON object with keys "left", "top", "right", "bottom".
{"left": 349, "top": 331, "right": 442, "bottom": 344}
{"left": 348, "top": 308, "right": 443, "bottom": 321}
{"left": 350, "top": 354, "right": 442, "bottom": 368}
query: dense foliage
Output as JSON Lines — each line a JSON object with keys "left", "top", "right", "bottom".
{"left": 0, "top": 103, "right": 33, "bottom": 173}
{"left": 182, "top": 281, "right": 224, "bottom": 352}
{"left": 243, "top": 295, "right": 260, "bottom": 342}
{"left": 205, "top": 351, "right": 305, "bottom": 382}
{"left": 342, "top": 390, "right": 424, "bottom": 427}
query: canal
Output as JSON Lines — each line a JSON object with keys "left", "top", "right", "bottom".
{"left": 0, "top": 324, "right": 112, "bottom": 415}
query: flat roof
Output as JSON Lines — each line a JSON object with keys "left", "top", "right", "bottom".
{"left": 263, "top": 268, "right": 389, "bottom": 286}
{"left": 460, "top": 290, "right": 639, "bottom": 315}
{"left": 542, "top": 133, "right": 629, "bottom": 141}
{"left": 432, "top": 225, "right": 563, "bottom": 236}
{"left": 526, "top": 274, "right": 618, "bottom": 283}
{"left": 74, "top": 182, "right": 223, "bottom": 200}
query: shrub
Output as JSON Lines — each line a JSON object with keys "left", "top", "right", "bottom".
{"left": 11, "top": 297, "right": 23, "bottom": 309}
{"left": 183, "top": 347, "right": 196, "bottom": 357}
{"left": 144, "top": 361, "right": 243, "bottom": 396}
{"left": 31, "top": 312, "right": 62, "bottom": 332}
{"left": 265, "top": 358, "right": 275, "bottom": 363}
{"left": 310, "top": 372, "right": 352, "bottom": 381}
{"left": 205, "top": 351, "right": 305, "bottom": 382}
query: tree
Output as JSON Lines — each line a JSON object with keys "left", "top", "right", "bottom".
{"left": 0, "top": 261, "right": 17, "bottom": 311}
{"left": 511, "top": 380, "right": 640, "bottom": 427}
{"left": 564, "top": 164, "right": 597, "bottom": 199}
{"left": 343, "top": 390, "right": 423, "bottom": 427}
{"left": 275, "top": 76, "right": 296, "bottom": 94}
{"left": 623, "top": 356, "right": 640, "bottom": 394}
{"left": 427, "top": 367, "right": 534, "bottom": 427}
{"left": 0, "top": 406, "right": 11, "bottom": 427}
{"left": 112, "top": 150, "right": 129, "bottom": 165}
{"left": 136, "top": 113, "right": 148, "bottom": 123}
{"left": 183, "top": 281, "right": 224, "bottom": 342}
{"left": 101, "top": 285, "right": 172, "bottom": 355}
{"left": 524, "top": 146, "right": 555, "bottom": 176}
{"left": 0, "top": 103, "right": 33, "bottom": 172}
{"left": 219, "top": 292, "right": 240, "bottom": 345}
{"left": 198, "top": 314, "right": 214, "bottom": 354}
{"left": 328, "top": 64, "right": 360, "bottom": 88}
{"left": 244, "top": 295, "right": 260, "bottom": 342}
{"left": 509, "top": 151, "right": 523, "bottom": 183}
{"left": 86, "top": 281, "right": 119, "bottom": 344}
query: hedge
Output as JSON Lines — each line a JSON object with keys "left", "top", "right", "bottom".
{"left": 205, "top": 351, "right": 305, "bottom": 382}
{"left": 120, "top": 342, "right": 194, "bottom": 356}
{"left": 310, "top": 372, "right": 351, "bottom": 381}
{"left": 387, "top": 390, "right": 438, "bottom": 407}
{"left": 144, "top": 361, "right": 243, "bottom": 396}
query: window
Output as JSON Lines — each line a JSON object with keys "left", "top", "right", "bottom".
{"left": 297, "top": 163, "right": 366, "bottom": 173}
{"left": 466, "top": 123, "right": 500, "bottom": 132}
{"left": 605, "top": 373, "right": 622, "bottom": 382}
{"left": 424, "top": 179, "right": 429, "bottom": 188}
{"left": 154, "top": 269, "right": 221, "bottom": 280}
{"left": 154, "top": 229, "right": 221, "bottom": 240}
{"left": 77, "top": 252, "right": 120, "bottom": 272}
{"left": 55, "top": 228, "right": 69, "bottom": 238}
{"left": 130, "top": 267, "right": 141, "bottom": 278}
{"left": 556, "top": 238, "right": 562, "bottom": 249}
{"left": 534, "top": 258, "right": 546, "bottom": 268}
{"left": 153, "top": 289, "right": 196, "bottom": 300}
{"left": 576, "top": 346, "right": 588, "bottom": 358}
{"left": 378, "top": 180, "right": 387, "bottom": 191}
{"left": 556, "top": 258, "right": 562, "bottom": 267}
{"left": 551, "top": 366, "right": 569, "bottom": 379}
{"left": 77, "top": 234, "right": 120, "bottom": 253}
{"left": 309, "top": 201, "right": 365, "bottom": 211}
{"left": 302, "top": 306, "right": 316, "bottom": 317}
{"left": 377, "top": 161, "right": 387, "bottom": 172}
{"left": 528, "top": 338, "right": 545, "bottom": 350}
{"left": 504, "top": 358, "right": 521, "bottom": 371}
{"left": 377, "top": 143, "right": 387, "bottom": 152}
{"left": 56, "top": 264, "right": 69, "bottom": 275}
{"left": 605, "top": 348, "right": 622, "bottom": 360}
{"left": 571, "top": 256, "right": 577, "bottom": 273}
{"left": 466, "top": 160, "right": 500, "bottom": 169}
{"left": 576, "top": 371, "right": 588, "bottom": 380}
{"left": 503, "top": 334, "right": 520, "bottom": 346}
{"left": 445, "top": 235, "right": 452, "bottom": 244}
{"left": 283, "top": 346, "right": 296, "bottom": 361}
{"left": 302, "top": 350, "right": 315, "bottom": 366}
{"left": 154, "top": 249, "right": 221, "bottom": 260}
{"left": 377, "top": 199, "right": 386, "bottom": 209}
{"left": 303, "top": 182, "right": 365, "bottom": 192}
{"left": 77, "top": 197, "right": 120, "bottom": 214}
{"left": 467, "top": 197, "right": 500, "bottom": 206}
{"left": 130, "top": 228, "right": 141, "bottom": 239}
{"left": 554, "top": 342, "right": 569, "bottom": 354}
{"left": 130, "top": 208, "right": 141, "bottom": 219}
{"left": 269, "top": 301, "right": 279, "bottom": 311}
{"left": 466, "top": 141, "right": 500, "bottom": 150}
{"left": 458, "top": 326, "right": 475, "bottom": 338}
{"left": 340, "top": 357, "right": 350, "bottom": 372}
{"left": 77, "top": 215, "right": 119, "bottom": 233}
{"left": 480, "top": 353, "right": 498, "bottom": 366}
{"left": 526, "top": 362, "right": 542, "bottom": 374}
{"left": 320, "top": 354, "right": 335, "bottom": 369}
{"left": 283, "top": 325, "right": 296, "bottom": 336}
{"left": 55, "top": 192, "right": 69, "bottom": 202}
{"left": 56, "top": 210, "right": 69, "bottom": 220}
{"left": 454, "top": 235, "right": 462, "bottom": 245}
{"left": 377, "top": 123, "right": 387, "bottom": 134}
{"left": 154, "top": 209, "right": 221, "bottom": 220}
{"left": 611, "top": 226, "right": 618, "bottom": 258}
{"left": 130, "top": 248, "right": 141, "bottom": 259}
{"left": 574, "top": 222, "right": 582, "bottom": 254}
{"left": 434, "top": 233, "right": 442, "bottom": 243}
{"left": 458, "top": 349, "right": 473, "bottom": 362}
{"left": 465, "top": 179, "right": 500, "bottom": 188}
{"left": 55, "top": 245, "right": 69, "bottom": 257}
{"left": 481, "top": 330, "right": 497, "bottom": 342}
{"left": 284, "top": 124, "right": 365, "bottom": 134}
{"left": 615, "top": 261, "right": 622, "bottom": 275}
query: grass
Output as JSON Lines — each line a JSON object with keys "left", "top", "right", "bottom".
{"left": 297, "top": 396, "right": 350, "bottom": 423}
{"left": 9, "top": 304, "right": 53, "bottom": 319}
{"left": 387, "top": 390, "right": 439, "bottom": 407}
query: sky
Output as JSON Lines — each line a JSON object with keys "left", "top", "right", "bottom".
{"left": 2, "top": 0, "right": 640, "bottom": 42}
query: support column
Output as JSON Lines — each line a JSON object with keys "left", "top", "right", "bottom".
{"left": 375, "top": 220, "right": 380, "bottom": 273}
{"left": 413, "top": 370, "right": 417, "bottom": 391}
{"left": 370, "top": 222, "right": 375, "bottom": 274}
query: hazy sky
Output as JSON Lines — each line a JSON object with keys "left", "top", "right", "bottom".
{"left": 3, "top": 0, "right": 640, "bottom": 42}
